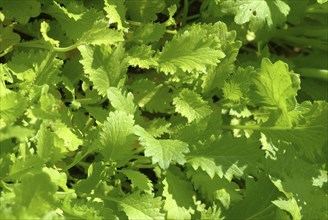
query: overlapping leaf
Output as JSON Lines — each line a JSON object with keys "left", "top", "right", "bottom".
{"left": 134, "top": 125, "right": 189, "bottom": 169}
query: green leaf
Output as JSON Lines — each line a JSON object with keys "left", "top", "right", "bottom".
{"left": 188, "top": 169, "right": 241, "bottom": 205}
{"left": 107, "top": 87, "right": 136, "bottom": 115}
{"left": 120, "top": 169, "right": 153, "bottom": 193}
{"left": 119, "top": 193, "right": 165, "bottom": 220}
{"left": 7, "top": 155, "right": 44, "bottom": 181}
{"left": 157, "top": 23, "right": 225, "bottom": 74}
{"left": 79, "top": 44, "right": 128, "bottom": 96}
{"left": 253, "top": 58, "right": 300, "bottom": 111}
{"left": 104, "top": 0, "right": 127, "bottom": 31}
{"left": 164, "top": 166, "right": 195, "bottom": 209}
{"left": 265, "top": 101, "right": 328, "bottom": 160}
{"left": 0, "top": 24, "right": 20, "bottom": 53}
{"left": 134, "top": 125, "right": 189, "bottom": 169}
{"left": 162, "top": 167, "right": 194, "bottom": 219}
{"left": 40, "top": 21, "right": 60, "bottom": 47}
{"left": 131, "top": 23, "right": 166, "bottom": 44}
{"left": 13, "top": 172, "right": 57, "bottom": 218}
{"left": 125, "top": 0, "right": 165, "bottom": 22}
{"left": 226, "top": 175, "right": 281, "bottom": 220}
{"left": 100, "top": 111, "right": 136, "bottom": 164}
{"left": 43, "top": 1, "right": 101, "bottom": 41}
{"left": 143, "top": 117, "right": 171, "bottom": 138}
{"left": 272, "top": 198, "right": 302, "bottom": 220}
{"left": 233, "top": 0, "right": 290, "bottom": 31}
{"left": 128, "top": 45, "right": 158, "bottom": 69}
{"left": 222, "top": 66, "right": 255, "bottom": 103}
{"left": 78, "top": 19, "right": 124, "bottom": 46}
{"left": 312, "top": 170, "right": 328, "bottom": 188}
{"left": 52, "top": 120, "right": 83, "bottom": 152}
{"left": 200, "top": 204, "right": 223, "bottom": 220}
{"left": 0, "top": 92, "right": 26, "bottom": 125}
{"left": 0, "top": 0, "right": 41, "bottom": 24}
{"left": 0, "top": 126, "right": 34, "bottom": 142}
{"left": 7, "top": 50, "right": 62, "bottom": 86}
{"left": 75, "top": 162, "right": 106, "bottom": 194}
{"left": 187, "top": 134, "right": 262, "bottom": 180}
{"left": 173, "top": 89, "right": 212, "bottom": 123}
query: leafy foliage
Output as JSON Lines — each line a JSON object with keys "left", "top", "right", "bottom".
{"left": 1, "top": 0, "right": 327, "bottom": 219}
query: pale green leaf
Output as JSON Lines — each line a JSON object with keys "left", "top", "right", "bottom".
{"left": 131, "top": 23, "right": 166, "bottom": 44}
{"left": 134, "top": 125, "right": 189, "bottom": 169}
{"left": 272, "top": 198, "right": 302, "bottom": 220}
{"left": 125, "top": 0, "right": 165, "bottom": 22}
{"left": 173, "top": 89, "right": 212, "bottom": 123}
{"left": 187, "top": 134, "right": 262, "bottom": 180}
{"left": 40, "top": 21, "right": 60, "bottom": 47}
{"left": 157, "top": 24, "right": 225, "bottom": 74}
{"left": 79, "top": 44, "right": 128, "bottom": 96}
{"left": 43, "top": 1, "right": 101, "bottom": 41}
{"left": 143, "top": 117, "right": 171, "bottom": 138}
{"left": 121, "top": 169, "right": 153, "bottom": 193}
{"left": 312, "top": 170, "right": 328, "bottom": 188}
{"left": 265, "top": 101, "right": 328, "bottom": 160}
{"left": 253, "top": 58, "right": 300, "bottom": 111}
{"left": 200, "top": 204, "right": 223, "bottom": 220}
{"left": 78, "top": 19, "right": 124, "bottom": 46}
{"left": 120, "top": 193, "right": 165, "bottom": 220}
{"left": 226, "top": 175, "right": 281, "bottom": 219}
{"left": 0, "top": 126, "right": 34, "bottom": 142}
{"left": 107, "top": 87, "right": 136, "bottom": 115}
{"left": 0, "top": 92, "right": 26, "bottom": 125}
{"left": 13, "top": 172, "right": 57, "bottom": 218}
{"left": 0, "top": 0, "right": 41, "bottom": 24}
{"left": 0, "top": 24, "right": 20, "bottom": 52}
{"left": 128, "top": 45, "right": 158, "bottom": 69}
{"left": 104, "top": 0, "right": 127, "bottom": 30}
{"left": 100, "top": 111, "right": 136, "bottom": 164}
{"left": 234, "top": 0, "right": 290, "bottom": 31}
{"left": 162, "top": 167, "right": 194, "bottom": 219}
{"left": 52, "top": 120, "right": 83, "bottom": 152}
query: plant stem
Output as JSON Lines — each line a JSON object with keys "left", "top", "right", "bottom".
{"left": 186, "top": 14, "right": 200, "bottom": 21}
{"left": 182, "top": 0, "right": 189, "bottom": 26}
{"left": 296, "top": 68, "right": 328, "bottom": 81}
{"left": 53, "top": 43, "right": 80, "bottom": 52}
{"left": 165, "top": 29, "right": 177, "bottom": 35}
{"left": 221, "top": 124, "right": 304, "bottom": 131}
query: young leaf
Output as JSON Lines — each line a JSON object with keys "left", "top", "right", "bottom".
{"left": 100, "top": 111, "right": 136, "bottom": 165}
{"left": 157, "top": 23, "right": 225, "bottom": 74}
{"left": 134, "top": 125, "right": 189, "bottom": 169}
{"left": 0, "top": 0, "right": 41, "bottom": 24}
{"left": 79, "top": 44, "right": 128, "bottom": 96}
{"left": 0, "top": 92, "right": 26, "bottom": 125}
{"left": 104, "top": 0, "right": 127, "bottom": 31}
{"left": 78, "top": 19, "right": 124, "bottom": 46}
{"left": 253, "top": 58, "right": 300, "bottom": 111}
{"left": 120, "top": 169, "right": 153, "bottom": 193}
{"left": 233, "top": 0, "right": 290, "bottom": 31}
{"left": 162, "top": 167, "right": 194, "bottom": 219}
{"left": 173, "top": 88, "right": 212, "bottom": 123}
{"left": 13, "top": 172, "right": 57, "bottom": 218}
{"left": 127, "top": 45, "right": 158, "bottom": 69}
{"left": 187, "top": 134, "right": 262, "bottom": 180}
{"left": 107, "top": 87, "right": 136, "bottom": 115}
{"left": 119, "top": 193, "right": 165, "bottom": 220}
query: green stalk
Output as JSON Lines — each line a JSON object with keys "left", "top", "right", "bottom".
{"left": 296, "top": 68, "right": 328, "bottom": 81}
{"left": 182, "top": 0, "right": 189, "bottom": 26}
{"left": 221, "top": 124, "right": 305, "bottom": 131}
{"left": 52, "top": 43, "right": 80, "bottom": 52}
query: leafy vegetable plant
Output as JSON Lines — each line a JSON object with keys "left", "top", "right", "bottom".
{"left": 0, "top": 0, "right": 327, "bottom": 219}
